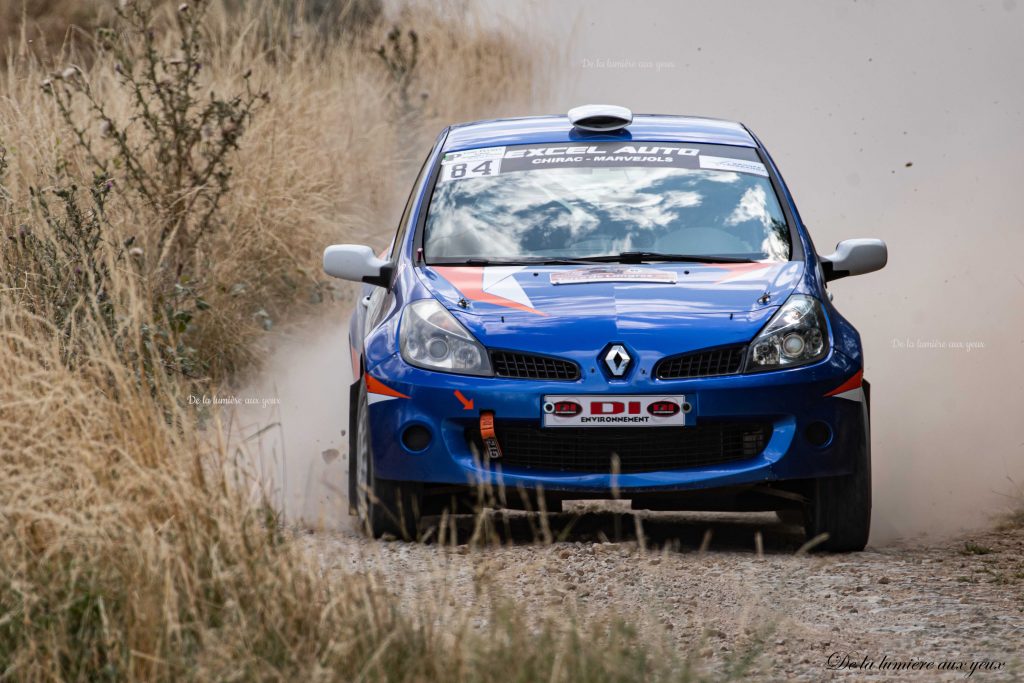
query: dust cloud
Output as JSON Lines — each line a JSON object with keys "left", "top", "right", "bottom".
{"left": 242, "top": 0, "right": 1023, "bottom": 542}
{"left": 232, "top": 321, "right": 355, "bottom": 530}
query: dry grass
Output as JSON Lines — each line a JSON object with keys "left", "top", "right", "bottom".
{"left": 1, "top": 0, "right": 106, "bottom": 60}
{"left": 1, "top": 0, "right": 537, "bottom": 381}
{"left": 1, "top": 313, "right": 693, "bottom": 679}
{"left": 0, "top": 2, "right": 706, "bottom": 681}
{"left": 0, "top": 306, "right": 682, "bottom": 680}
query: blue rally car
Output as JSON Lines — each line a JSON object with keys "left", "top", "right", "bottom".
{"left": 323, "top": 105, "right": 887, "bottom": 550}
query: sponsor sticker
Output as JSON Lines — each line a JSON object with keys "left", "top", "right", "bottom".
{"left": 542, "top": 395, "right": 692, "bottom": 428}
{"left": 698, "top": 155, "right": 768, "bottom": 177}
{"left": 550, "top": 266, "right": 678, "bottom": 285}
{"left": 441, "top": 146, "right": 506, "bottom": 164}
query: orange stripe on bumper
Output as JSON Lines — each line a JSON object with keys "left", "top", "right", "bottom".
{"left": 825, "top": 369, "right": 863, "bottom": 397}
{"left": 365, "top": 374, "right": 410, "bottom": 399}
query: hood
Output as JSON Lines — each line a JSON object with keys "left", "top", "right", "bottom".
{"left": 417, "top": 261, "right": 805, "bottom": 358}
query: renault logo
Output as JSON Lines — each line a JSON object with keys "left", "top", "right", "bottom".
{"left": 603, "top": 344, "right": 632, "bottom": 377}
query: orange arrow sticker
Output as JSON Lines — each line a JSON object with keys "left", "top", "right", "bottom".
{"left": 454, "top": 390, "right": 474, "bottom": 410}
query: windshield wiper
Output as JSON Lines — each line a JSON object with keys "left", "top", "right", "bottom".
{"left": 440, "top": 257, "right": 611, "bottom": 266}
{"left": 433, "top": 253, "right": 757, "bottom": 267}
{"left": 572, "top": 251, "right": 757, "bottom": 264}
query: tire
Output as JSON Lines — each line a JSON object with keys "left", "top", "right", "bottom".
{"left": 350, "top": 378, "right": 421, "bottom": 540}
{"left": 803, "top": 401, "right": 871, "bottom": 552}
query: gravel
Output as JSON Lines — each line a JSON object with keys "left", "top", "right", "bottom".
{"left": 303, "top": 506, "right": 1024, "bottom": 680}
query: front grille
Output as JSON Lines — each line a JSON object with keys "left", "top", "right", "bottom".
{"left": 491, "top": 351, "right": 580, "bottom": 381}
{"left": 655, "top": 345, "right": 746, "bottom": 380}
{"left": 467, "top": 421, "right": 771, "bottom": 474}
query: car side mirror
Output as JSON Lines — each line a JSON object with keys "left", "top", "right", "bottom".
{"left": 819, "top": 239, "right": 888, "bottom": 282}
{"left": 323, "top": 244, "right": 392, "bottom": 287}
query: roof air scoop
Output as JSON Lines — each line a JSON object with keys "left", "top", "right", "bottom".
{"left": 567, "top": 104, "right": 633, "bottom": 132}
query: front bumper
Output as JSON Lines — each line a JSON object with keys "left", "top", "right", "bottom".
{"left": 364, "top": 348, "right": 866, "bottom": 494}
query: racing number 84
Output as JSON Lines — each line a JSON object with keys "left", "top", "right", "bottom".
{"left": 450, "top": 160, "right": 494, "bottom": 178}
{"left": 444, "top": 158, "right": 501, "bottom": 182}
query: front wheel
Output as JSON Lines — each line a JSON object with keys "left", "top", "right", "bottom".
{"left": 350, "top": 378, "right": 421, "bottom": 540}
{"left": 803, "top": 403, "right": 872, "bottom": 552}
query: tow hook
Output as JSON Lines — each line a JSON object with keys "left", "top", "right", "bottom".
{"left": 480, "top": 411, "right": 502, "bottom": 460}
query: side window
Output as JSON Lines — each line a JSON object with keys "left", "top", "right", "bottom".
{"left": 388, "top": 152, "right": 433, "bottom": 262}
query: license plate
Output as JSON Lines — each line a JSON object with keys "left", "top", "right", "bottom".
{"left": 541, "top": 395, "right": 692, "bottom": 428}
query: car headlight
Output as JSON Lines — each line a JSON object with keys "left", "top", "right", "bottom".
{"left": 745, "top": 294, "right": 829, "bottom": 371}
{"left": 399, "top": 299, "right": 493, "bottom": 376}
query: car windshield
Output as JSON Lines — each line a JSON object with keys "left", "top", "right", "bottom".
{"left": 423, "top": 142, "right": 791, "bottom": 264}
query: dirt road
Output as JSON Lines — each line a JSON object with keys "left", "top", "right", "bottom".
{"left": 235, "top": 323, "right": 1022, "bottom": 679}
{"left": 304, "top": 501, "right": 1023, "bottom": 681}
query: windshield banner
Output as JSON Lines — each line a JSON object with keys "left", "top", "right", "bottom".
{"left": 439, "top": 142, "right": 767, "bottom": 182}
